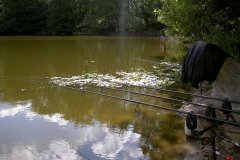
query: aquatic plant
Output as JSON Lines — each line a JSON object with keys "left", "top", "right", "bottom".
{"left": 51, "top": 71, "right": 162, "bottom": 88}
{"left": 50, "top": 60, "right": 182, "bottom": 89}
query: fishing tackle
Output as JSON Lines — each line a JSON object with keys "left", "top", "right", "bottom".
{"left": 2, "top": 77, "right": 239, "bottom": 160}
{"left": 186, "top": 112, "right": 198, "bottom": 130}
{"left": 91, "top": 85, "right": 240, "bottom": 115}
{"left": 139, "top": 85, "right": 240, "bottom": 105}
{"left": 222, "top": 99, "right": 232, "bottom": 115}
{"left": 205, "top": 106, "right": 217, "bottom": 120}
{"left": 222, "top": 99, "right": 236, "bottom": 122}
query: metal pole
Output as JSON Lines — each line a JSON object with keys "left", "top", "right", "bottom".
{"left": 210, "top": 108, "right": 217, "bottom": 160}
{"left": 211, "top": 131, "right": 217, "bottom": 160}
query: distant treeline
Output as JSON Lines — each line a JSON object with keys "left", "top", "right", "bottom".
{"left": 0, "top": 0, "right": 239, "bottom": 58}
{"left": 0, "top": 0, "right": 164, "bottom": 36}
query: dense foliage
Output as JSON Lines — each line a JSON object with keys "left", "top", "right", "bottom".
{"left": 0, "top": 0, "right": 163, "bottom": 35}
{"left": 156, "top": 0, "right": 240, "bottom": 58}
{"left": 47, "top": 0, "right": 75, "bottom": 35}
{"left": 0, "top": 0, "right": 47, "bottom": 35}
{"left": 0, "top": 0, "right": 239, "bottom": 58}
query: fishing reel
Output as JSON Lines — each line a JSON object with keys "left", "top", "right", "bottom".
{"left": 186, "top": 112, "right": 198, "bottom": 130}
{"left": 205, "top": 105, "right": 216, "bottom": 120}
{"left": 222, "top": 99, "right": 236, "bottom": 122}
{"left": 222, "top": 98, "right": 232, "bottom": 114}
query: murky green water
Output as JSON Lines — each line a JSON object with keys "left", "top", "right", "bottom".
{"left": 0, "top": 36, "right": 191, "bottom": 160}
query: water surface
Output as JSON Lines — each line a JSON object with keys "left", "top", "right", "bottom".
{"left": 0, "top": 36, "right": 190, "bottom": 160}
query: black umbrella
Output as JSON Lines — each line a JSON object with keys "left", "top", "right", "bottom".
{"left": 182, "top": 41, "right": 230, "bottom": 88}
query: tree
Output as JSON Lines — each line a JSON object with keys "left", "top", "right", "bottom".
{"left": 47, "top": 0, "right": 76, "bottom": 35}
{"left": 0, "top": 0, "right": 165, "bottom": 35}
{"left": 128, "top": 0, "right": 164, "bottom": 33}
{"left": 0, "top": 0, "right": 47, "bottom": 35}
{"left": 156, "top": 0, "right": 240, "bottom": 58}
{"left": 75, "top": 0, "right": 120, "bottom": 34}
{"left": 75, "top": 0, "right": 164, "bottom": 35}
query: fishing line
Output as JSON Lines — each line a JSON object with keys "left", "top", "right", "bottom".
{"left": 131, "top": 58, "right": 163, "bottom": 64}
{"left": 224, "top": 130, "right": 240, "bottom": 134}
{"left": 0, "top": 76, "right": 49, "bottom": 80}
{"left": 1, "top": 76, "right": 239, "bottom": 117}
{"left": 1, "top": 77, "right": 239, "bottom": 160}
{"left": 0, "top": 77, "right": 49, "bottom": 87}
{"left": 216, "top": 132, "right": 240, "bottom": 148}
{"left": 4, "top": 73, "right": 238, "bottom": 105}
{"left": 1, "top": 77, "right": 239, "bottom": 127}
{"left": 90, "top": 85, "right": 240, "bottom": 115}
{"left": 62, "top": 137, "right": 91, "bottom": 160}
{"left": 41, "top": 141, "right": 62, "bottom": 159}
{"left": 24, "top": 145, "right": 38, "bottom": 156}
{"left": 60, "top": 85, "right": 240, "bottom": 128}
{"left": 138, "top": 85, "right": 240, "bottom": 105}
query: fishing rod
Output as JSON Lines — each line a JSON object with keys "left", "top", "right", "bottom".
{"left": 89, "top": 85, "right": 240, "bottom": 115}
{"left": 60, "top": 85, "right": 240, "bottom": 128}
{"left": 2, "top": 75, "right": 238, "bottom": 116}
{"left": 2, "top": 74, "right": 240, "bottom": 104}
{"left": 62, "top": 85, "right": 239, "bottom": 160}
{"left": 1, "top": 77, "right": 239, "bottom": 126}
{"left": 215, "top": 132, "right": 240, "bottom": 148}
{"left": 134, "top": 85, "right": 240, "bottom": 105}
{"left": 1, "top": 76, "right": 239, "bottom": 115}
{"left": 2, "top": 78, "right": 238, "bottom": 159}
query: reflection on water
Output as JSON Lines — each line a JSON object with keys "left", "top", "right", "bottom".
{"left": 0, "top": 36, "right": 190, "bottom": 159}
{"left": 0, "top": 102, "right": 144, "bottom": 160}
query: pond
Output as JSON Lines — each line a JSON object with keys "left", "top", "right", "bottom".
{"left": 0, "top": 36, "right": 192, "bottom": 160}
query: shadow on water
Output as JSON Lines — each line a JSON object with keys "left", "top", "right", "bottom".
{"left": 0, "top": 36, "right": 192, "bottom": 160}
